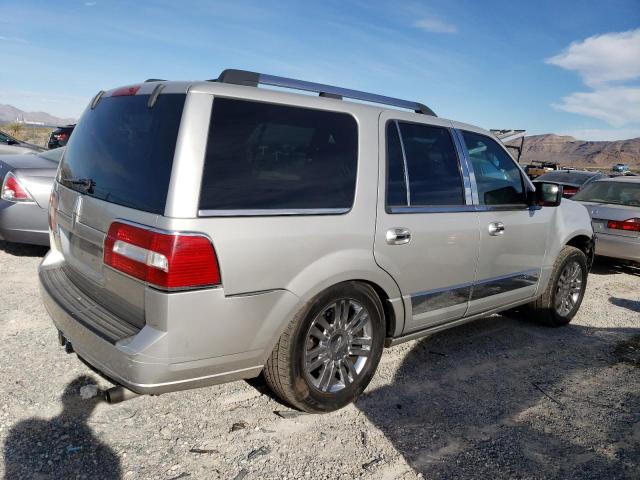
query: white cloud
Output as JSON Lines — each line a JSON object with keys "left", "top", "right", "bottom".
{"left": 552, "top": 87, "right": 640, "bottom": 127}
{"left": 0, "top": 36, "right": 28, "bottom": 43}
{"left": 414, "top": 17, "right": 457, "bottom": 34}
{"left": 547, "top": 29, "right": 640, "bottom": 129}
{"left": 546, "top": 29, "right": 640, "bottom": 87}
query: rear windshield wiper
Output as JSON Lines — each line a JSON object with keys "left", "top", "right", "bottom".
{"left": 62, "top": 177, "right": 96, "bottom": 194}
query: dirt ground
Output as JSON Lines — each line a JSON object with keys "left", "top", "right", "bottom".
{"left": 0, "top": 240, "right": 638, "bottom": 480}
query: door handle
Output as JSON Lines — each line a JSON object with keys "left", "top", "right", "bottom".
{"left": 386, "top": 227, "right": 412, "bottom": 245}
{"left": 488, "top": 222, "right": 505, "bottom": 236}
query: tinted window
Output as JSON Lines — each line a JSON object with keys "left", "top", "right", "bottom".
{"left": 386, "top": 121, "right": 464, "bottom": 207}
{"left": 573, "top": 181, "right": 640, "bottom": 206}
{"left": 200, "top": 98, "right": 358, "bottom": 212}
{"left": 462, "top": 131, "right": 526, "bottom": 205}
{"left": 58, "top": 94, "right": 185, "bottom": 214}
{"left": 386, "top": 122, "right": 408, "bottom": 206}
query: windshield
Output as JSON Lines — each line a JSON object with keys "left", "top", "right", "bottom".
{"left": 39, "top": 147, "right": 65, "bottom": 163}
{"left": 573, "top": 181, "right": 640, "bottom": 206}
{"left": 58, "top": 94, "right": 185, "bottom": 214}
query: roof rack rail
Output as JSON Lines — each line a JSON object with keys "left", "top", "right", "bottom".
{"left": 144, "top": 78, "right": 166, "bottom": 82}
{"left": 213, "top": 69, "right": 436, "bottom": 116}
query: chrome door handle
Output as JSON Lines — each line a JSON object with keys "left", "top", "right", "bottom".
{"left": 488, "top": 222, "right": 505, "bottom": 236}
{"left": 386, "top": 227, "right": 412, "bottom": 245}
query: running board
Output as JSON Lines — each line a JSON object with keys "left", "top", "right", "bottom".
{"left": 384, "top": 296, "right": 535, "bottom": 347}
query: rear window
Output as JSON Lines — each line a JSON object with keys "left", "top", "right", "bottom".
{"left": 58, "top": 94, "right": 186, "bottom": 214}
{"left": 199, "top": 98, "right": 358, "bottom": 213}
{"left": 573, "top": 181, "right": 640, "bottom": 206}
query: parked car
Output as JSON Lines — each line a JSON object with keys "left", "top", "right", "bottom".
{"left": 573, "top": 176, "right": 639, "bottom": 263}
{"left": 612, "top": 163, "right": 630, "bottom": 174}
{"left": 0, "top": 147, "right": 64, "bottom": 246}
{"left": 534, "top": 170, "right": 606, "bottom": 198}
{"left": 39, "top": 70, "right": 594, "bottom": 413}
{"left": 47, "top": 125, "right": 75, "bottom": 149}
{"left": 0, "top": 129, "right": 45, "bottom": 155}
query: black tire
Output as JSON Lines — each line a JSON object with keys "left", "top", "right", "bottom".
{"left": 264, "top": 282, "right": 385, "bottom": 413}
{"left": 527, "top": 246, "right": 588, "bottom": 326}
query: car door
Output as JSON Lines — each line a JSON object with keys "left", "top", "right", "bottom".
{"left": 373, "top": 112, "right": 480, "bottom": 334}
{"left": 456, "top": 127, "right": 552, "bottom": 315}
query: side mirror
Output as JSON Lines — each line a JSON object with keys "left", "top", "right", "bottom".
{"left": 531, "top": 182, "right": 563, "bottom": 207}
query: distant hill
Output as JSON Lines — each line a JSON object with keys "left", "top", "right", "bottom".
{"left": 515, "top": 134, "right": 640, "bottom": 169}
{"left": 0, "top": 104, "right": 76, "bottom": 127}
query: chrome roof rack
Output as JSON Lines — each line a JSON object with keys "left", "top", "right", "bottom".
{"left": 213, "top": 69, "right": 436, "bottom": 116}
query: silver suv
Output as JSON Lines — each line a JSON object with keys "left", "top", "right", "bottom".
{"left": 39, "top": 70, "right": 595, "bottom": 412}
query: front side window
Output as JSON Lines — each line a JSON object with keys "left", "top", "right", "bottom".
{"left": 386, "top": 121, "right": 464, "bottom": 208}
{"left": 200, "top": 98, "right": 358, "bottom": 212}
{"left": 462, "top": 131, "right": 526, "bottom": 206}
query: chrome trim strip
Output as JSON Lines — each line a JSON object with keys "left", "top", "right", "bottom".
{"left": 470, "top": 269, "right": 539, "bottom": 301}
{"left": 388, "top": 204, "right": 533, "bottom": 214}
{"left": 453, "top": 128, "right": 480, "bottom": 205}
{"left": 394, "top": 120, "right": 411, "bottom": 206}
{"left": 451, "top": 128, "right": 474, "bottom": 205}
{"left": 411, "top": 283, "right": 473, "bottom": 315}
{"left": 197, "top": 208, "right": 349, "bottom": 217}
{"left": 389, "top": 205, "right": 477, "bottom": 214}
{"left": 409, "top": 269, "right": 540, "bottom": 314}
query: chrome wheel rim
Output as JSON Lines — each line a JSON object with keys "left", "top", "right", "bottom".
{"left": 303, "top": 299, "right": 373, "bottom": 393}
{"left": 555, "top": 260, "right": 583, "bottom": 316}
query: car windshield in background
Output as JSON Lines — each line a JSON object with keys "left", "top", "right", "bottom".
{"left": 535, "top": 171, "right": 599, "bottom": 185}
{"left": 58, "top": 94, "right": 186, "bottom": 214}
{"left": 573, "top": 181, "right": 640, "bottom": 206}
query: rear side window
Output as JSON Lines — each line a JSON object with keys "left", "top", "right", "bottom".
{"left": 386, "top": 121, "right": 464, "bottom": 208}
{"left": 59, "top": 94, "right": 186, "bottom": 214}
{"left": 461, "top": 131, "right": 526, "bottom": 206}
{"left": 199, "top": 98, "right": 358, "bottom": 213}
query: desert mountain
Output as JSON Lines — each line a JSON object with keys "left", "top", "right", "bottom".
{"left": 0, "top": 104, "right": 76, "bottom": 126}
{"left": 516, "top": 134, "right": 640, "bottom": 169}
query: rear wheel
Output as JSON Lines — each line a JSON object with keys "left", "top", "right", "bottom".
{"left": 527, "top": 246, "right": 588, "bottom": 326}
{"left": 264, "top": 282, "right": 385, "bottom": 413}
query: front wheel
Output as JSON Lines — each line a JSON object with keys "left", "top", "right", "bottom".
{"left": 264, "top": 282, "right": 385, "bottom": 413}
{"left": 527, "top": 246, "right": 588, "bottom": 326}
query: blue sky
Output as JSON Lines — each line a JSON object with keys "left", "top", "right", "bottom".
{"left": 1, "top": 0, "right": 639, "bottom": 140}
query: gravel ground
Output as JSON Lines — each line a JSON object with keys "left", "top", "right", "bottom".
{"left": 0, "top": 240, "right": 638, "bottom": 480}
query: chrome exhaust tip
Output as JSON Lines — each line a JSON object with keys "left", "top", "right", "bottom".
{"left": 103, "top": 385, "right": 140, "bottom": 404}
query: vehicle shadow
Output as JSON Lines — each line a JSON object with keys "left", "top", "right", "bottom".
{"left": 0, "top": 240, "right": 48, "bottom": 257}
{"left": 609, "top": 296, "right": 640, "bottom": 313}
{"left": 356, "top": 316, "right": 640, "bottom": 479}
{"left": 3, "top": 375, "right": 121, "bottom": 479}
{"left": 590, "top": 257, "right": 640, "bottom": 277}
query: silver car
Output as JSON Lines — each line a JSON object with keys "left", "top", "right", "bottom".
{"left": 39, "top": 70, "right": 594, "bottom": 412}
{"left": 0, "top": 148, "right": 64, "bottom": 246}
{"left": 573, "top": 176, "right": 639, "bottom": 263}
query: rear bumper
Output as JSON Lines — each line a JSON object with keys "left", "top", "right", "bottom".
{"left": 0, "top": 200, "right": 49, "bottom": 246}
{"left": 595, "top": 232, "right": 640, "bottom": 262}
{"left": 39, "top": 251, "right": 300, "bottom": 395}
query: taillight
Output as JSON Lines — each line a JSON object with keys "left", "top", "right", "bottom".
{"left": 48, "top": 189, "right": 59, "bottom": 231}
{"left": 1, "top": 172, "right": 35, "bottom": 203}
{"left": 562, "top": 186, "right": 578, "bottom": 197}
{"left": 111, "top": 85, "right": 141, "bottom": 97}
{"left": 607, "top": 218, "right": 640, "bottom": 232}
{"left": 57, "top": 132, "right": 69, "bottom": 141}
{"left": 104, "top": 222, "right": 221, "bottom": 290}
